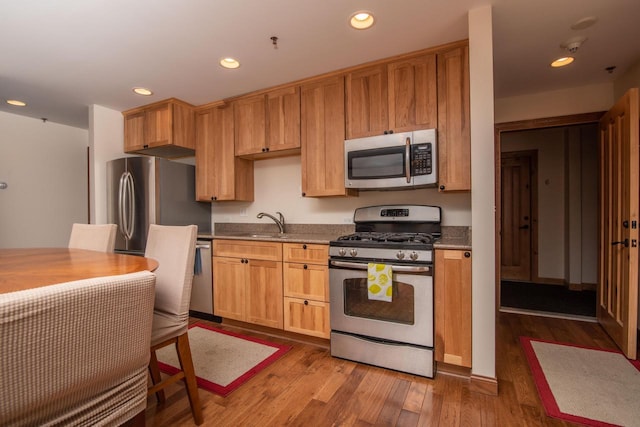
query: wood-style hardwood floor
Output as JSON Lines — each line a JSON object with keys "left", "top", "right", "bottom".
{"left": 145, "top": 313, "right": 619, "bottom": 426}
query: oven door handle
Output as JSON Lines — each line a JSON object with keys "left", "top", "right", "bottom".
{"left": 405, "top": 137, "right": 411, "bottom": 184}
{"left": 330, "top": 260, "right": 430, "bottom": 273}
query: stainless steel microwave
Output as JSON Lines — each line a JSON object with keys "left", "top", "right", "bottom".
{"left": 344, "top": 129, "right": 437, "bottom": 190}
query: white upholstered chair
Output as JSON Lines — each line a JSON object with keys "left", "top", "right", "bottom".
{"left": 145, "top": 224, "right": 203, "bottom": 425}
{"left": 68, "top": 223, "right": 117, "bottom": 252}
{"left": 0, "top": 271, "right": 156, "bottom": 426}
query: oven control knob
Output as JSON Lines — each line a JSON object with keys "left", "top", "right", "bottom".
{"left": 410, "top": 251, "right": 419, "bottom": 261}
{"left": 349, "top": 248, "right": 358, "bottom": 257}
{"left": 396, "top": 251, "right": 405, "bottom": 260}
{"left": 338, "top": 248, "right": 347, "bottom": 257}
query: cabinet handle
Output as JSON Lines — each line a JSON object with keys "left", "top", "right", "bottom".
{"left": 464, "top": 252, "right": 471, "bottom": 258}
{"left": 303, "top": 264, "right": 308, "bottom": 270}
{"left": 304, "top": 300, "right": 309, "bottom": 305}
{"left": 439, "top": 185, "right": 445, "bottom": 191}
{"left": 302, "top": 244, "right": 307, "bottom": 250}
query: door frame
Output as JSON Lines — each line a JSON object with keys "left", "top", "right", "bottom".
{"left": 500, "top": 150, "right": 539, "bottom": 283}
{"left": 494, "top": 112, "right": 605, "bottom": 309}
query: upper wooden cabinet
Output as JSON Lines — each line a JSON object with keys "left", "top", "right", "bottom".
{"left": 195, "top": 105, "right": 254, "bottom": 202}
{"left": 301, "top": 76, "right": 357, "bottom": 198}
{"left": 123, "top": 98, "right": 195, "bottom": 158}
{"left": 345, "top": 53, "right": 437, "bottom": 139}
{"left": 437, "top": 45, "right": 471, "bottom": 192}
{"left": 234, "top": 86, "right": 301, "bottom": 159}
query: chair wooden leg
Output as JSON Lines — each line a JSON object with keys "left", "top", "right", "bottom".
{"left": 176, "top": 332, "right": 203, "bottom": 425}
{"left": 148, "top": 350, "right": 166, "bottom": 404}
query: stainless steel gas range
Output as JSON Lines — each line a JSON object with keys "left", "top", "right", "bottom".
{"left": 329, "top": 204, "right": 441, "bottom": 378}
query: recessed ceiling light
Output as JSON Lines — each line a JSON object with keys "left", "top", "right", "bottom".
{"left": 133, "top": 87, "right": 153, "bottom": 96}
{"left": 349, "top": 11, "right": 375, "bottom": 30}
{"left": 220, "top": 57, "right": 240, "bottom": 69}
{"left": 551, "top": 57, "right": 575, "bottom": 68}
{"left": 6, "top": 99, "right": 27, "bottom": 107}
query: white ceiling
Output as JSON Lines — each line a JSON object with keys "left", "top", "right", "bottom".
{"left": 1, "top": 0, "right": 639, "bottom": 129}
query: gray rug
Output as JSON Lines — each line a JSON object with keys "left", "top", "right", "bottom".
{"left": 521, "top": 336, "right": 640, "bottom": 426}
{"left": 156, "top": 324, "right": 291, "bottom": 396}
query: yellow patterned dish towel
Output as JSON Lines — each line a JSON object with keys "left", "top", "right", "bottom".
{"left": 367, "top": 263, "right": 393, "bottom": 302}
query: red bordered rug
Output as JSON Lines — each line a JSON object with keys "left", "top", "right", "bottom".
{"left": 520, "top": 336, "right": 640, "bottom": 427}
{"left": 156, "top": 323, "right": 291, "bottom": 397}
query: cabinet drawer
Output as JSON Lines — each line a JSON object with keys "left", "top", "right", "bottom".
{"left": 283, "top": 297, "right": 330, "bottom": 339}
{"left": 283, "top": 262, "right": 328, "bottom": 301}
{"left": 213, "top": 239, "right": 282, "bottom": 261}
{"left": 282, "top": 243, "right": 328, "bottom": 264}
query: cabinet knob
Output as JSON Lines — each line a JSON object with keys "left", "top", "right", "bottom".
{"left": 143, "top": 144, "right": 149, "bottom": 149}
{"left": 302, "top": 244, "right": 307, "bottom": 250}
{"left": 302, "top": 192, "right": 306, "bottom": 197}
{"left": 304, "top": 300, "right": 309, "bottom": 306}
{"left": 262, "top": 147, "right": 266, "bottom": 152}
{"left": 464, "top": 252, "right": 471, "bottom": 258}
{"left": 439, "top": 185, "right": 445, "bottom": 191}
{"left": 266, "top": 147, "right": 270, "bottom": 152}
{"left": 212, "top": 196, "right": 217, "bottom": 201}
{"left": 303, "top": 264, "right": 308, "bottom": 270}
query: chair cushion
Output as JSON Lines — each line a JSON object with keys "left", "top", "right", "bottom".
{"left": 151, "top": 311, "right": 189, "bottom": 347}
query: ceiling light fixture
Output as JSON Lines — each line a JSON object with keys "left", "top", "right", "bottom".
{"left": 349, "top": 11, "right": 375, "bottom": 30}
{"left": 551, "top": 57, "right": 575, "bottom": 68}
{"left": 571, "top": 16, "right": 597, "bottom": 30}
{"left": 133, "top": 87, "right": 153, "bottom": 96}
{"left": 220, "top": 57, "right": 240, "bottom": 69}
{"left": 6, "top": 99, "right": 27, "bottom": 107}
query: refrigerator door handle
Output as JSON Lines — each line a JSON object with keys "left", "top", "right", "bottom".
{"left": 118, "top": 172, "right": 127, "bottom": 239}
{"left": 124, "top": 172, "right": 135, "bottom": 240}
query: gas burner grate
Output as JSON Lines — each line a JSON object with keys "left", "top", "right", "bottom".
{"left": 336, "top": 232, "right": 434, "bottom": 244}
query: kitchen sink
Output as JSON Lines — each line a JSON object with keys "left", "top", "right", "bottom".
{"left": 237, "top": 233, "right": 290, "bottom": 239}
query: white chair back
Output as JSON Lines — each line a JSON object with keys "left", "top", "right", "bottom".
{"left": 144, "top": 224, "right": 197, "bottom": 318}
{"left": 68, "top": 223, "right": 117, "bottom": 252}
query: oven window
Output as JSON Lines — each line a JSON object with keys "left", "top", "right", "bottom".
{"left": 343, "top": 278, "right": 414, "bottom": 325}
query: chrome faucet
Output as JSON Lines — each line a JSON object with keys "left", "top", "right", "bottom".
{"left": 257, "top": 212, "right": 285, "bottom": 234}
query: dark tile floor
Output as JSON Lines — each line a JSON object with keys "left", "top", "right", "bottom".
{"left": 500, "top": 281, "right": 596, "bottom": 317}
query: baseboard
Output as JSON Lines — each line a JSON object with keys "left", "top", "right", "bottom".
{"left": 469, "top": 374, "right": 499, "bottom": 395}
{"left": 220, "top": 318, "right": 330, "bottom": 349}
{"left": 568, "top": 282, "right": 596, "bottom": 291}
{"left": 436, "top": 362, "right": 471, "bottom": 379}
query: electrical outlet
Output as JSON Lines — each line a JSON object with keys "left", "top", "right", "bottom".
{"left": 240, "top": 208, "right": 247, "bottom": 217}
{"left": 343, "top": 217, "right": 352, "bottom": 224}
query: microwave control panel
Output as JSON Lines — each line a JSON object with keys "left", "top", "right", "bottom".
{"left": 411, "top": 143, "right": 433, "bottom": 176}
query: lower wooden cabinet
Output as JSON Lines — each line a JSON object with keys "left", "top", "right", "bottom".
{"left": 282, "top": 243, "right": 330, "bottom": 338}
{"left": 435, "top": 249, "right": 472, "bottom": 367}
{"left": 213, "top": 240, "right": 283, "bottom": 329}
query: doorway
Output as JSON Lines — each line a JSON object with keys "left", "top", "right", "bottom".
{"left": 495, "top": 113, "right": 603, "bottom": 318}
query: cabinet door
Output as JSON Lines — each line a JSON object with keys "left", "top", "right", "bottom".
{"left": 144, "top": 102, "right": 173, "bottom": 147}
{"left": 283, "top": 297, "right": 330, "bottom": 338}
{"left": 246, "top": 259, "right": 283, "bottom": 329}
{"left": 123, "top": 111, "right": 146, "bottom": 152}
{"left": 266, "top": 86, "right": 300, "bottom": 152}
{"left": 195, "top": 107, "right": 253, "bottom": 202}
{"left": 213, "top": 256, "right": 246, "bottom": 321}
{"left": 301, "top": 76, "right": 355, "bottom": 197}
{"left": 437, "top": 45, "right": 471, "bottom": 192}
{"left": 346, "top": 64, "right": 389, "bottom": 139}
{"left": 435, "top": 249, "right": 471, "bottom": 367}
{"left": 234, "top": 95, "right": 267, "bottom": 156}
{"left": 388, "top": 54, "right": 437, "bottom": 133}
{"left": 283, "top": 262, "right": 328, "bottom": 301}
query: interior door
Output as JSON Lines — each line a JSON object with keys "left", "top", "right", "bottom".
{"left": 598, "top": 88, "right": 639, "bottom": 359}
{"left": 501, "top": 151, "right": 534, "bottom": 281}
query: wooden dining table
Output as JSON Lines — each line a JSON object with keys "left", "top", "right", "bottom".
{"left": 0, "top": 248, "right": 159, "bottom": 294}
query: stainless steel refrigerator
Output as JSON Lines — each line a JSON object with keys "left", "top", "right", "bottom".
{"left": 106, "top": 156, "right": 211, "bottom": 255}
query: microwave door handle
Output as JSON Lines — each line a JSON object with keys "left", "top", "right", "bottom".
{"left": 405, "top": 137, "right": 411, "bottom": 184}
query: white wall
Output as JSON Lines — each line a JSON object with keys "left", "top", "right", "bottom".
{"left": 0, "top": 111, "right": 88, "bottom": 247}
{"left": 89, "top": 105, "right": 128, "bottom": 224}
{"left": 469, "top": 5, "right": 496, "bottom": 380}
{"left": 211, "top": 156, "right": 471, "bottom": 227}
{"left": 614, "top": 56, "right": 640, "bottom": 100}
{"left": 495, "top": 83, "right": 614, "bottom": 123}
